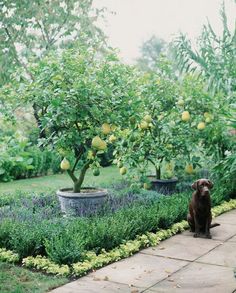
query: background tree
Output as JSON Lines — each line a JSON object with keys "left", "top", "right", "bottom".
{"left": 174, "top": 3, "right": 236, "bottom": 97}
{"left": 0, "top": 0, "right": 106, "bottom": 85}
{"left": 136, "top": 35, "right": 166, "bottom": 71}
{"left": 0, "top": 0, "right": 106, "bottom": 137}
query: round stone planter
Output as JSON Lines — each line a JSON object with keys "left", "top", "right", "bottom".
{"left": 148, "top": 176, "right": 178, "bottom": 195}
{"left": 57, "top": 187, "right": 108, "bottom": 216}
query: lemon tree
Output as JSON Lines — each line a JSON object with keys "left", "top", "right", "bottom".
{"left": 115, "top": 74, "right": 189, "bottom": 182}
{"left": 178, "top": 74, "right": 232, "bottom": 164}
{"left": 23, "top": 47, "right": 142, "bottom": 192}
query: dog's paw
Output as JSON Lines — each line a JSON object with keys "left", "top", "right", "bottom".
{"left": 193, "top": 233, "right": 200, "bottom": 238}
{"left": 205, "top": 233, "right": 212, "bottom": 239}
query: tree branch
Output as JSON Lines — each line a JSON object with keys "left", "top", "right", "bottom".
{"left": 4, "top": 27, "right": 34, "bottom": 81}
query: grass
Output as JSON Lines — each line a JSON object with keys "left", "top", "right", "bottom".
{"left": 0, "top": 165, "right": 122, "bottom": 194}
{"left": 0, "top": 262, "right": 68, "bottom": 293}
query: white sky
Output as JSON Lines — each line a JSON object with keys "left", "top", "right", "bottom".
{"left": 93, "top": 0, "right": 236, "bottom": 63}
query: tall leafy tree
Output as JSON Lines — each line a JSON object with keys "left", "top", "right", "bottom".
{"left": 174, "top": 3, "right": 236, "bottom": 96}
{"left": 0, "top": 0, "right": 106, "bottom": 85}
{"left": 0, "top": 0, "right": 106, "bottom": 137}
{"left": 136, "top": 36, "right": 166, "bottom": 71}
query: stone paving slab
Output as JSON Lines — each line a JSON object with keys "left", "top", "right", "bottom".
{"left": 141, "top": 234, "right": 222, "bottom": 261}
{"left": 228, "top": 235, "right": 236, "bottom": 242}
{"left": 83, "top": 253, "right": 188, "bottom": 290}
{"left": 145, "top": 262, "right": 236, "bottom": 293}
{"left": 50, "top": 278, "right": 141, "bottom": 293}
{"left": 215, "top": 209, "right": 236, "bottom": 224}
{"left": 197, "top": 242, "right": 236, "bottom": 267}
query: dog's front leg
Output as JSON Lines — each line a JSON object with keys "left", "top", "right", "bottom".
{"left": 205, "top": 217, "right": 212, "bottom": 239}
{"left": 193, "top": 214, "right": 200, "bottom": 238}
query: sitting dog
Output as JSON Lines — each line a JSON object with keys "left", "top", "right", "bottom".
{"left": 187, "top": 179, "right": 220, "bottom": 238}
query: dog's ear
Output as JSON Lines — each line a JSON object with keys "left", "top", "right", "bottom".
{"left": 207, "top": 180, "right": 214, "bottom": 189}
{"left": 191, "top": 180, "right": 198, "bottom": 190}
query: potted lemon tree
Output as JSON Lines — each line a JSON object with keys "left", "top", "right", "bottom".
{"left": 23, "top": 47, "right": 141, "bottom": 215}
{"left": 115, "top": 74, "right": 189, "bottom": 194}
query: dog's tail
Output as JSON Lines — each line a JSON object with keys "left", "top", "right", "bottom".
{"left": 210, "top": 223, "right": 220, "bottom": 228}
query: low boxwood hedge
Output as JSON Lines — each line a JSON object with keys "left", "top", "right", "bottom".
{"left": 0, "top": 184, "right": 233, "bottom": 266}
{"left": 1, "top": 198, "right": 236, "bottom": 277}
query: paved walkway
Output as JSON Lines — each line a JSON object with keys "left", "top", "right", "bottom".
{"left": 51, "top": 209, "right": 236, "bottom": 293}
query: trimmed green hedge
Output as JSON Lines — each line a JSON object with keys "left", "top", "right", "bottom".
{"left": 0, "top": 185, "right": 233, "bottom": 266}
{"left": 1, "top": 199, "right": 236, "bottom": 277}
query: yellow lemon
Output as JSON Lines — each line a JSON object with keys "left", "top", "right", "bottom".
{"left": 177, "top": 99, "right": 184, "bottom": 106}
{"left": 117, "top": 161, "right": 123, "bottom": 168}
{"left": 140, "top": 121, "right": 149, "bottom": 130}
{"left": 101, "top": 123, "right": 111, "bottom": 135}
{"left": 93, "top": 168, "right": 100, "bottom": 176}
{"left": 87, "top": 150, "right": 95, "bottom": 160}
{"left": 119, "top": 167, "right": 127, "bottom": 175}
{"left": 181, "top": 111, "right": 190, "bottom": 122}
{"left": 92, "top": 136, "right": 107, "bottom": 151}
{"left": 111, "top": 124, "right": 117, "bottom": 131}
{"left": 60, "top": 158, "right": 70, "bottom": 170}
{"left": 204, "top": 112, "right": 210, "bottom": 118}
{"left": 185, "top": 164, "right": 194, "bottom": 174}
{"left": 109, "top": 134, "right": 117, "bottom": 143}
{"left": 143, "top": 114, "right": 152, "bottom": 123}
{"left": 197, "top": 122, "right": 206, "bottom": 130}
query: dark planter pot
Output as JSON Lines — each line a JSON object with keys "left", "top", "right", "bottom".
{"left": 57, "top": 187, "right": 108, "bottom": 216}
{"left": 148, "top": 176, "right": 178, "bottom": 195}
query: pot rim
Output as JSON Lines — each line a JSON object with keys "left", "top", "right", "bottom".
{"left": 57, "top": 187, "right": 108, "bottom": 198}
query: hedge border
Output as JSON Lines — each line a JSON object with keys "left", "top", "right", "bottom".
{"left": 1, "top": 199, "right": 236, "bottom": 277}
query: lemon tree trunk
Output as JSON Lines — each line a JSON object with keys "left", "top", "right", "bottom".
{"left": 156, "top": 167, "right": 161, "bottom": 180}
{"left": 67, "top": 161, "right": 90, "bottom": 193}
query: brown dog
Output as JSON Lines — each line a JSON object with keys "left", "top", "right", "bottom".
{"left": 187, "top": 179, "right": 220, "bottom": 238}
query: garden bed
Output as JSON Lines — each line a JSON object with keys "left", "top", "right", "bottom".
{"left": 0, "top": 183, "right": 235, "bottom": 277}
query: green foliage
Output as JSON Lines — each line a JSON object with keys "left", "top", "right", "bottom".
{"left": 0, "top": 185, "right": 230, "bottom": 265}
{"left": 3, "top": 198, "right": 236, "bottom": 278}
{"left": 22, "top": 256, "right": 70, "bottom": 276}
{"left": 178, "top": 75, "right": 232, "bottom": 160}
{"left": 0, "top": 134, "right": 62, "bottom": 182}
{"left": 44, "top": 232, "right": 84, "bottom": 265}
{"left": 0, "top": 0, "right": 106, "bottom": 86}
{"left": 174, "top": 3, "right": 236, "bottom": 96}
{"left": 212, "top": 104, "right": 236, "bottom": 192}
{"left": 114, "top": 73, "right": 182, "bottom": 180}
{"left": 21, "top": 47, "right": 142, "bottom": 191}
{"left": 0, "top": 248, "right": 19, "bottom": 263}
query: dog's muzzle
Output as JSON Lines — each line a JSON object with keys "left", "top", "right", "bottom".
{"left": 202, "top": 187, "right": 210, "bottom": 196}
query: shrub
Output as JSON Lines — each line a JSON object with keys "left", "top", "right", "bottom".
{"left": 44, "top": 231, "right": 85, "bottom": 265}
{"left": 0, "top": 185, "right": 233, "bottom": 265}
{"left": 0, "top": 135, "right": 62, "bottom": 182}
